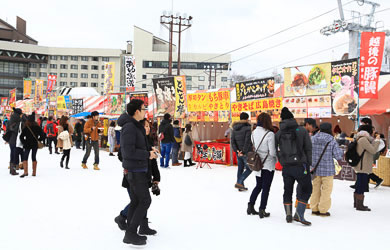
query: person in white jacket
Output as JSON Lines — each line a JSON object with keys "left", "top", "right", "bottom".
{"left": 108, "top": 121, "right": 116, "bottom": 156}
{"left": 247, "top": 113, "right": 277, "bottom": 218}
{"left": 58, "top": 124, "right": 72, "bottom": 169}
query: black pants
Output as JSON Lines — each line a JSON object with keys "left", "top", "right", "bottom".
{"left": 354, "top": 173, "right": 382, "bottom": 185}
{"left": 23, "top": 147, "right": 38, "bottom": 162}
{"left": 355, "top": 173, "right": 369, "bottom": 194}
{"left": 126, "top": 172, "right": 151, "bottom": 232}
{"left": 61, "top": 149, "right": 71, "bottom": 166}
{"left": 282, "top": 165, "right": 313, "bottom": 204}
{"left": 249, "top": 170, "right": 275, "bottom": 209}
{"left": 82, "top": 140, "right": 99, "bottom": 164}
{"left": 75, "top": 140, "right": 81, "bottom": 149}
{"left": 47, "top": 137, "right": 57, "bottom": 153}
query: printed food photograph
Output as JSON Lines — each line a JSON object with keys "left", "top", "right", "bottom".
{"left": 308, "top": 66, "right": 326, "bottom": 87}
{"left": 291, "top": 72, "right": 308, "bottom": 96}
{"left": 331, "top": 73, "right": 358, "bottom": 115}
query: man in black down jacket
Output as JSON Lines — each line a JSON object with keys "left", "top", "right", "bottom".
{"left": 117, "top": 99, "right": 157, "bottom": 246}
{"left": 275, "top": 107, "right": 312, "bottom": 226}
{"left": 231, "top": 112, "right": 253, "bottom": 191}
{"left": 158, "top": 113, "right": 175, "bottom": 168}
{"left": 7, "top": 108, "right": 23, "bottom": 176}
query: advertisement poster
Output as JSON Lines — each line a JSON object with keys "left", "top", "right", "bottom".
{"left": 194, "top": 142, "right": 227, "bottom": 164}
{"left": 284, "top": 62, "right": 331, "bottom": 97}
{"left": 72, "top": 99, "right": 84, "bottom": 114}
{"left": 231, "top": 97, "right": 283, "bottom": 112}
{"left": 125, "top": 56, "right": 136, "bottom": 92}
{"left": 104, "top": 62, "right": 115, "bottom": 94}
{"left": 153, "top": 77, "right": 176, "bottom": 116}
{"left": 235, "top": 77, "right": 275, "bottom": 101}
{"left": 359, "top": 32, "right": 386, "bottom": 99}
{"left": 9, "top": 88, "right": 16, "bottom": 108}
{"left": 47, "top": 75, "right": 57, "bottom": 94}
{"left": 23, "top": 78, "right": 32, "bottom": 99}
{"left": 187, "top": 91, "right": 230, "bottom": 112}
{"left": 174, "top": 75, "right": 187, "bottom": 119}
{"left": 283, "top": 96, "right": 331, "bottom": 118}
{"left": 107, "top": 93, "right": 125, "bottom": 115}
{"left": 129, "top": 92, "right": 148, "bottom": 109}
{"left": 330, "top": 59, "right": 359, "bottom": 116}
{"left": 35, "top": 79, "right": 44, "bottom": 104}
{"left": 1, "top": 97, "right": 8, "bottom": 107}
{"left": 57, "top": 96, "right": 67, "bottom": 110}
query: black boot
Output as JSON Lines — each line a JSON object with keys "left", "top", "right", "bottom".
{"left": 188, "top": 159, "right": 196, "bottom": 166}
{"left": 293, "top": 201, "right": 311, "bottom": 226}
{"left": 183, "top": 160, "right": 190, "bottom": 167}
{"left": 259, "top": 209, "right": 270, "bottom": 218}
{"left": 123, "top": 231, "right": 147, "bottom": 246}
{"left": 114, "top": 214, "right": 127, "bottom": 230}
{"left": 10, "top": 163, "right": 19, "bottom": 176}
{"left": 247, "top": 203, "right": 258, "bottom": 215}
{"left": 356, "top": 194, "right": 371, "bottom": 211}
{"left": 283, "top": 203, "right": 292, "bottom": 223}
{"left": 138, "top": 218, "right": 157, "bottom": 235}
{"left": 60, "top": 160, "right": 64, "bottom": 168}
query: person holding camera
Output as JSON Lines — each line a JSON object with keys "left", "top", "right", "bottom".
{"left": 117, "top": 99, "right": 158, "bottom": 246}
{"left": 81, "top": 111, "right": 101, "bottom": 170}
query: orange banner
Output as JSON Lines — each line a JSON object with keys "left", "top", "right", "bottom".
{"left": 187, "top": 91, "right": 230, "bottom": 112}
{"left": 23, "top": 78, "right": 32, "bottom": 99}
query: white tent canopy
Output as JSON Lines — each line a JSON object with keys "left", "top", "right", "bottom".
{"left": 58, "top": 87, "right": 100, "bottom": 98}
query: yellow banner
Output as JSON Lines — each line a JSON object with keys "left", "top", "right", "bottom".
{"left": 23, "top": 78, "right": 32, "bottom": 99}
{"left": 174, "top": 75, "right": 187, "bottom": 118}
{"left": 187, "top": 91, "right": 230, "bottom": 112}
{"left": 231, "top": 97, "right": 283, "bottom": 113}
{"left": 9, "top": 88, "right": 16, "bottom": 108}
{"left": 104, "top": 62, "right": 115, "bottom": 94}
{"left": 34, "top": 80, "right": 44, "bottom": 104}
{"left": 57, "top": 96, "right": 66, "bottom": 110}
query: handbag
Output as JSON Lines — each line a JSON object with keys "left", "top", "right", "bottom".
{"left": 247, "top": 131, "right": 270, "bottom": 172}
{"left": 2, "top": 131, "right": 12, "bottom": 142}
{"left": 184, "top": 134, "right": 192, "bottom": 146}
{"left": 26, "top": 125, "right": 44, "bottom": 149}
{"left": 310, "top": 140, "right": 331, "bottom": 177}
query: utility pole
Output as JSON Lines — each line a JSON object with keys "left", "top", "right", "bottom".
{"left": 160, "top": 12, "right": 193, "bottom": 76}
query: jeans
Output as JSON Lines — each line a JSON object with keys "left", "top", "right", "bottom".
{"left": 109, "top": 140, "right": 115, "bottom": 153}
{"left": 9, "top": 144, "right": 23, "bottom": 165}
{"left": 23, "top": 147, "right": 38, "bottom": 162}
{"left": 237, "top": 155, "right": 252, "bottom": 185}
{"left": 171, "top": 144, "right": 179, "bottom": 164}
{"left": 282, "top": 164, "right": 313, "bottom": 204}
{"left": 355, "top": 173, "right": 369, "bottom": 194}
{"left": 75, "top": 140, "right": 81, "bottom": 149}
{"left": 249, "top": 170, "right": 275, "bottom": 209}
{"left": 160, "top": 143, "right": 173, "bottom": 167}
{"left": 82, "top": 140, "right": 99, "bottom": 164}
{"left": 125, "top": 172, "right": 151, "bottom": 232}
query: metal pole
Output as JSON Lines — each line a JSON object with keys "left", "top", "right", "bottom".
{"left": 229, "top": 90, "right": 233, "bottom": 166}
{"left": 177, "top": 18, "right": 182, "bottom": 76}
{"left": 214, "top": 68, "right": 217, "bottom": 88}
{"left": 168, "top": 16, "right": 173, "bottom": 76}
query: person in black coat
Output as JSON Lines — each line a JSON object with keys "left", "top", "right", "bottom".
{"left": 6, "top": 108, "right": 24, "bottom": 175}
{"left": 20, "top": 113, "right": 45, "bottom": 178}
{"left": 116, "top": 99, "right": 158, "bottom": 246}
{"left": 158, "top": 113, "right": 175, "bottom": 168}
{"left": 74, "top": 120, "right": 83, "bottom": 149}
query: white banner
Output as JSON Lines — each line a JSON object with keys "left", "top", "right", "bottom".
{"left": 125, "top": 56, "right": 136, "bottom": 91}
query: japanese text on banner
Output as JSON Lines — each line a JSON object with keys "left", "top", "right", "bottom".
{"left": 231, "top": 98, "right": 283, "bottom": 112}
{"left": 187, "top": 91, "right": 230, "bottom": 112}
{"left": 174, "top": 76, "right": 187, "bottom": 118}
{"left": 23, "top": 78, "right": 32, "bottom": 99}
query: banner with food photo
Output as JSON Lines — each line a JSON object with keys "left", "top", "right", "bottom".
{"left": 129, "top": 92, "right": 148, "bottom": 109}
{"left": 187, "top": 91, "right": 230, "bottom": 112}
{"left": 330, "top": 59, "right": 358, "bottom": 116}
{"left": 307, "top": 96, "right": 332, "bottom": 118}
{"left": 235, "top": 77, "right": 275, "bottom": 101}
{"left": 284, "top": 62, "right": 331, "bottom": 97}
{"left": 107, "top": 93, "right": 125, "bottom": 115}
{"left": 153, "top": 77, "right": 176, "bottom": 117}
{"left": 283, "top": 97, "right": 308, "bottom": 118}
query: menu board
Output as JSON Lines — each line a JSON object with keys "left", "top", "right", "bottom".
{"left": 283, "top": 95, "right": 331, "bottom": 118}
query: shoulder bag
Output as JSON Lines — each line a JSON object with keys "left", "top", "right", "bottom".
{"left": 247, "top": 131, "right": 270, "bottom": 171}
{"left": 26, "top": 125, "right": 44, "bottom": 149}
{"left": 310, "top": 140, "right": 331, "bottom": 176}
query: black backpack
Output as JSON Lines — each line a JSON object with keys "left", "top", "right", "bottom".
{"left": 184, "top": 134, "right": 192, "bottom": 146}
{"left": 345, "top": 139, "right": 365, "bottom": 167}
{"left": 277, "top": 128, "right": 303, "bottom": 166}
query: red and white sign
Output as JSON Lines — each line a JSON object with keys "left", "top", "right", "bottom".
{"left": 47, "top": 75, "right": 57, "bottom": 94}
{"left": 359, "top": 32, "right": 386, "bottom": 99}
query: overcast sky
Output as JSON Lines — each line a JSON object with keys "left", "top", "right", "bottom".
{"left": 1, "top": 0, "right": 389, "bottom": 78}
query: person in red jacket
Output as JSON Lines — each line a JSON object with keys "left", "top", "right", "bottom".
{"left": 44, "top": 116, "right": 59, "bottom": 154}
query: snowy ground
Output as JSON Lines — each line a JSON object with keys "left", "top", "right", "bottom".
{"left": 1, "top": 142, "right": 390, "bottom": 250}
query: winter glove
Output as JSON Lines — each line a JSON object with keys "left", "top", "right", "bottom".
{"left": 151, "top": 183, "right": 160, "bottom": 196}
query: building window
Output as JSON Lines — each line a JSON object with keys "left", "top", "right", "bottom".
{"left": 102, "top": 57, "right": 109, "bottom": 62}
{"left": 60, "top": 64, "right": 68, "bottom": 69}
{"left": 70, "top": 73, "right": 78, "bottom": 78}
{"left": 91, "top": 74, "right": 98, "bottom": 79}
{"left": 70, "top": 82, "right": 78, "bottom": 87}
{"left": 49, "top": 72, "right": 57, "bottom": 76}
{"left": 71, "top": 56, "right": 78, "bottom": 61}
{"left": 29, "top": 72, "right": 36, "bottom": 77}
{"left": 142, "top": 84, "right": 147, "bottom": 89}
{"left": 81, "top": 56, "right": 88, "bottom": 61}
{"left": 60, "top": 82, "right": 67, "bottom": 86}
{"left": 198, "top": 76, "right": 205, "bottom": 81}
{"left": 186, "top": 76, "right": 192, "bottom": 82}
{"left": 30, "top": 63, "right": 37, "bottom": 68}
{"left": 142, "top": 75, "right": 147, "bottom": 79}
{"left": 60, "top": 73, "right": 68, "bottom": 78}
{"left": 101, "top": 65, "right": 105, "bottom": 70}
{"left": 187, "top": 85, "right": 192, "bottom": 90}
{"left": 60, "top": 56, "right": 68, "bottom": 60}
{"left": 81, "top": 73, "right": 88, "bottom": 78}
{"left": 81, "top": 65, "right": 88, "bottom": 70}
{"left": 101, "top": 74, "right": 105, "bottom": 79}
{"left": 49, "top": 56, "right": 57, "bottom": 60}
{"left": 50, "top": 64, "right": 57, "bottom": 69}
{"left": 221, "top": 85, "right": 227, "bottom": 88}
{"left": 91, "top": 65, "right": 99, "bottom": 70}
{"left": 92, "top": 57, "right": 99, "bottom": 61}
{"left": 101, "top": 83, "right": 104, "bottom": 88}
{"left": 221, "top": 77, "right": 228, "bottom": 82}
{"left": 210, "top": 76, "right": 215, "bottom": 81}
{"left": 40, "top": 63, "right": 47, "bottom": 68}
{"left": 80, "top": 82, "right": 88, "bottom": 87}
{"left": 91, "top": 82, "right": 98, "bottom": 87}
{"left": 71, "top": 65, "right": 78, "bottom": 70}
{"left": 39, "top": 72, "right": 47, "bottom": 77}
{"left": 101, "top": 91, "right": 104, "bottom": 95}
{"left": 198, "top": 85, "right": 205, "bottom": 90}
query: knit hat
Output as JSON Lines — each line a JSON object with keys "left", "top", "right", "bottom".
{"left": 13, "top": 107, "right": 22, "bottom": 115}
{"left": 280, "top": 107, "right": 294, "bottom": 120}
{"left": 28, "top": 112, "right": 36, "bottom": 122}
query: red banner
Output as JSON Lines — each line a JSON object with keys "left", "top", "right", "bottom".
{"left": 359, "top": 32, "right": 386, "bottom": 99}
{"left": 47, "top": 75, "right": 57, "bottom": 94}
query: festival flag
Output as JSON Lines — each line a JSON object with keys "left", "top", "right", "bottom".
{"left": 104, "top": 62, "right": 115, "bottom": 94}
{"left": 125, "top": 56, "right": 136, "bottom": 92}
{"left": 173, "top": 75, "right": 187, "bottom": 118}
{"left": 34, "top": 80, "right": 44, "bottom": 104}
{"left": 23, "top": 78, "right": 32, "bottom": 99}
{"left": 47, "top": 75, "right": 57, "bottom": 94}
{"left": 9, "top": 88, "right": 16, "bottom": 108}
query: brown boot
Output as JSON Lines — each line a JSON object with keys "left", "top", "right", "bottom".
{"left": 356, "top": 194, "right": 371, "bottom": 211}
{"left": 32, "top": 161, "right": 37, "bottom": 177}
{"left": 20, "top": 161, "right": 28, "bottom": 178}
{"left": 19, "top": 163, "right": 24, "bottom": 170}
{"left": 9, "top": 163, "right": 19, "bottom": 176}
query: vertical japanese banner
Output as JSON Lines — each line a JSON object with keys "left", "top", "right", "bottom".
{"left": 34, "top": 80, "right": 44, "bottom": 104}
{"left": 125, "top": 56, "right": 136, "bottom": 92}
{"left": 104, "top": 62, "right": 115, "bottom": 94}
{"left": 173, "top": 75, "right": 187, "bottom": 119}
{"left": 1, "top": 97, "right": 8, "bottom": 107}
{"left": 359, "top": 32, "right": 386, "bottom": 99}
{"left": 9, "top": 88, "right": 16, "bottom": 108}
{"left": 47, "top": 75, "right": 57, "bottom": 94}
{"left": 23, "top": 78, "right": 32, "bottom": 99}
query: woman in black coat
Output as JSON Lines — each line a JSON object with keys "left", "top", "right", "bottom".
{"left": 20, "top": 113, "right": 45, "bottom": 178}
{"left": 74, "top": 120, "right": 83, "bottom": 149}
{"left": 115, "top": 118, "right": 160, "bottom": 235}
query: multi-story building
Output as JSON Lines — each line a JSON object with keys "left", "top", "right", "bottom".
{"left": 133, "top": 26, "right": 231, "bottom": 91}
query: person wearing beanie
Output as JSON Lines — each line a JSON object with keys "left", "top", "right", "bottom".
{"left": 82, "top": 111, "right": 102, "bottom": 170}
{"left": 310, "top": 123, "right": 343, "bottom": 216}
{"left": 158, "top": 113, "right": 175, "bottom": 168}
{"left": 6, "top": 108, "right": 24, "bottom": 175}
{"left": 231, "top": 112, "right": 253, "bottom": 191}
{"left": 275, "top": 107, "right": 313, "bottom": 225}
{"left": 19, "top": 113, "right": 45, "bottom": 178}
